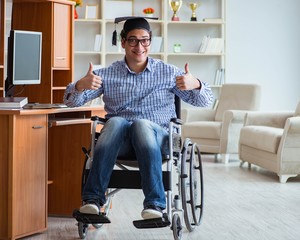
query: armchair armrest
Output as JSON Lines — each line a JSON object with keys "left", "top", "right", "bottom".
{"left": 223, "top": 110, "right": 249, "bottom": 123}
{"left": 244, "top": 111, "right": 294, "bottom": 128}
{"left": 279, "top": 116, "right": 300, "bottom": 164}
{"left": 181, "top": 108, "right": 215, "bottom": 123}
{"left": 220, "top": 110, "right": 250, "bottom": 153}
{"left": 285, "top": 116, "right": 300, "bottom": 133}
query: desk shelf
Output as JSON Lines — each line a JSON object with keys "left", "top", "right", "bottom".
{"left": 49, "top": 118, "right": 91, "bottom": 126}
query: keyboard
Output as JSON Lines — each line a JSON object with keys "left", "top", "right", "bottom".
{"left": 23, "top": 103, "right": 68, "bottom": 109}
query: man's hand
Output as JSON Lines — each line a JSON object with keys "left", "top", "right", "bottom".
{"left": 176, "top": 63, "right": 201, "bottom": 90}
{"left": 75, "top": 62, "right": 102, "bottom": 92}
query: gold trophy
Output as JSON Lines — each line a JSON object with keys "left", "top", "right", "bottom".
{"left": 169, "top": 0, "right": 183, "bottom": 21}
{"left": 188, "top": 2, "right": 200, "bottom": 21}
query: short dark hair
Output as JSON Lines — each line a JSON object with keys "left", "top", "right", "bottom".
{"left": 120, "top": 18, "right": 152, "bottom": 39}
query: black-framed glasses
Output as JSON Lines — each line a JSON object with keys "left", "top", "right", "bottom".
{"left": 125, "top": 38, "right": 151, "bottom": 47}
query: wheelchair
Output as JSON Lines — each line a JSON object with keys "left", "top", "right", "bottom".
{"left": 73, "top": 97, "right": 204, "bottom": 240}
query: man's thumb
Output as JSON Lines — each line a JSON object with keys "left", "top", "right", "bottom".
{"left": 88, "top": 62, "right": 93, "bottom": 74}
{"left": 184, "top": 63, "right": 189, "bottom": 74}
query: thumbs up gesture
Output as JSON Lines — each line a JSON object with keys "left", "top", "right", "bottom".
{"left": 75, "top": 62, "right": 102, "bottom": 92}
{"left": 176, "top": 63, "right": 201, "bottom": 90}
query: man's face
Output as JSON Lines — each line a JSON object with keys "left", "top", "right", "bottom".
{"left": 121, "top": 29, "right": 151, "bottom": 64}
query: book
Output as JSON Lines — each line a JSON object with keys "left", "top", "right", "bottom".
{"left": 213, "top": 68, "right": 225, "bottom": 85}
{"left": 205, "top": 38, "right": 224, "bottom": 54}
{"left": 219, "top": 68, "right": 225, "bottom": 84}
{"left": 94, "top": 34, "right": 102, "bottom": 52}
{"left": 214, "top": 69, "right": 221, "bottom": 85}
{"left": 0, "top": 97, "right": 28, "bottom": 108}
{"left": 199, "top": 35, "right": 210, "bottom": 53}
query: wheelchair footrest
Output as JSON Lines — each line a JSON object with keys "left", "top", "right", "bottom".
{"left": 133, "top": 213, "right": 170, "bottom": 229}
{"left": 73, "top": 209, "right": 111, "bottom": 224}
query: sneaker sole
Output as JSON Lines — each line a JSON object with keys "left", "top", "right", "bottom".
{"left": 79, "top": 204, "right": 99, "bottom": 215}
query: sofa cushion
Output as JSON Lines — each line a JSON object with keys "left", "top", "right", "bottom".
{"left": 240, "top": 126, "right": 284, "bottom": 154}
{"left": 183, "top": 121, "right": 222, "bottom": 139}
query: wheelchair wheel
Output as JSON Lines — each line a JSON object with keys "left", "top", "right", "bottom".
{"left": 172, "top": 213, "right": 182, "bottom": 240}
{"left": 78, "top": 222, "right": 89, "bottom": 239}
{"left": 92, "top": 223, "right": 102, "bottom": 229}
{"left": 190, "top": 143, "right": 204, "bottom": 226}
{"left": 181, "top": 139, "right": 204, "bottom": 232}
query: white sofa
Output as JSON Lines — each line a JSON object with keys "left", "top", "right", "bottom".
{"left": 239, "top": 102, "right": 300, "bottom": 183}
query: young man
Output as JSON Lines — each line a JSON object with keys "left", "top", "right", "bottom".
{"left": 64, "top": 17, "right": 213, "bottom": 219}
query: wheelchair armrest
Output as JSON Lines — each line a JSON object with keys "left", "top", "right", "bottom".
{"left": 171, "top": 118, "right": 183, "bottom": 125}
{"left": 91, "top": 115, "right": 108, "bottom": 124}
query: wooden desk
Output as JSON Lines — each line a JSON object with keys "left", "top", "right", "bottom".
{"left": 0, "top": 106, "right": 105, "bottom": 240}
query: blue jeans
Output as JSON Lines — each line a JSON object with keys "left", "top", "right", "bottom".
{"left": 82, "top": 117, "right": 169, "bottom": 209}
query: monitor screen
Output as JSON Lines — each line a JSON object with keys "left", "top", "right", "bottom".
{"left": 5, "top": 30, "right": 42, "bottom": 97}
{"left": 12, "top": 30, "right": 42, "bottom": 85}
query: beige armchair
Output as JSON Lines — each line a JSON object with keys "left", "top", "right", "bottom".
{"left": 181, "top": 84, "right": 261, "bottom": 163}
{"left": 239, "top": 102, "right": 300, "bottom": 183}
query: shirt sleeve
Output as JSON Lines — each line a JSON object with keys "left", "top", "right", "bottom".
{"left": 63, "top": 82, "right": 102, "bottom": 107}
{"left": 173, "top": 81, "right": 214, "bottom": 108}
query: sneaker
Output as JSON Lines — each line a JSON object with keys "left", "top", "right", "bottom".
{"left": 141, "top": 205, "right": 163, "bottom": 219}
{"left": 79, "top": 200, "right": 100, "bottom": 215}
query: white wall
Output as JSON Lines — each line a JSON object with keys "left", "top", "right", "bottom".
{"left": 226, "top": 0, "right": 300, "bottom": 111}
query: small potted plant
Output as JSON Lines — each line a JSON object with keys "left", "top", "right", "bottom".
{"left": 71, "top": 0, "right": 83, "bottom": 19}
{"left": 143, "top": 7, "right": 155, "bottom": 17}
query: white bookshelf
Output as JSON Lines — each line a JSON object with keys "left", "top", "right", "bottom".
{"left": 74, "top": 0, "right": 225, "bottom": 96}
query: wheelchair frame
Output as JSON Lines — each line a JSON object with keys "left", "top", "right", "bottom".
{"left": 73, "top": 102, "right": 204, "bottom": 240}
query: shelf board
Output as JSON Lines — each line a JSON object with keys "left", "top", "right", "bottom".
{"left": 48, "top": 180, "right": 54, "bottom": 185}
{"left": 52, "top": 87, "right": 66, "bottom": 90}
{"left": 74, "top": 51, "right": 101, "bottom": 55}
{"left": 106, "top": 52, "right": 124, "bottom": 55}
{"left": 167, "top": 21, "right": 224, "bottom": 25}
{"left": 75, "top": 19, "right": 102, "bottom": 23}
{"left": 104, "top": 19, "right": 164, "bottom": 24}
{"left": 167, "top": 53, "right": 223, "bottom": 56}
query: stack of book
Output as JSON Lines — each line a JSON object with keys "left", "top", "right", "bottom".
{"left": 199, "top": 35, "right": 224, "bottom": 54}
{"left": 0, "top": 97, "right": 28, "bottom": 108}
{"left": 214, "top": 68, "right": 225, "bottom": 85}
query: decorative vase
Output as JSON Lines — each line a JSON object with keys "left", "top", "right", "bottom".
{"left": 74, "top": 8, "right": 78, "bottom": 19}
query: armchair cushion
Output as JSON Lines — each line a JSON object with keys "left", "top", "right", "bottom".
{"left": 183, "top": 121, "right": 222, "bottom": 139}
{"left": 240, "top": 126, "right": 284, "bottom": 154}
{"left": 181, "top": 108, "right": 215, "bottom": 123}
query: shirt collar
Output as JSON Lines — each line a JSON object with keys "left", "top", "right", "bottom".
{"left": 122, "top": 57, "right": 153, "bottom": 75}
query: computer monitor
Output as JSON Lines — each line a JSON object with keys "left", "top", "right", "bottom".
{"left": 5, "top": 30, "right": 42, "bottom": 97}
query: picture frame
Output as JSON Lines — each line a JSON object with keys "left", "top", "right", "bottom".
{"left": 150, "top": 36, "right": 163, "bottom": 53}
{"left": 104, "top": 0, "right": 133, "bottom": 19}
{"left": 85, "top": 4, "right": 98, "bottom": 19}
